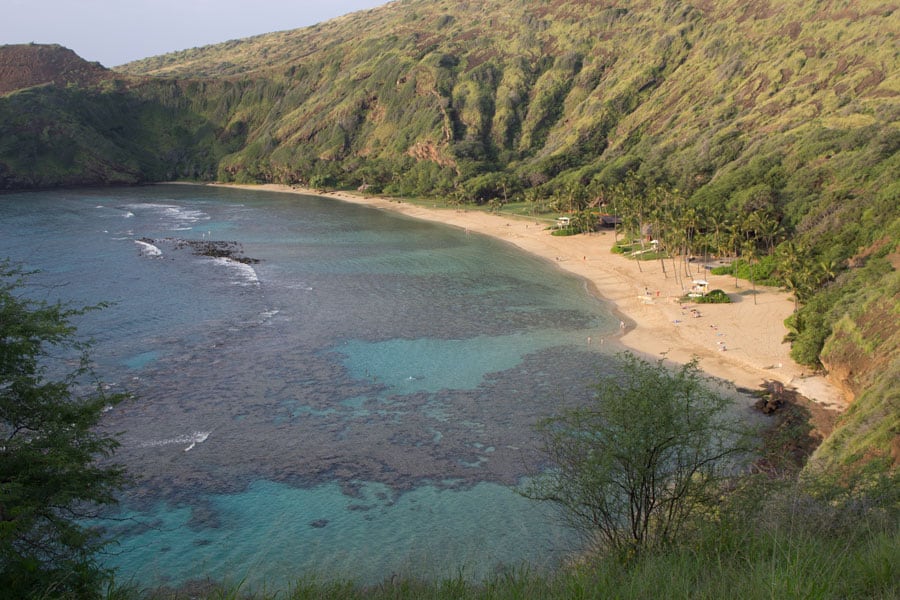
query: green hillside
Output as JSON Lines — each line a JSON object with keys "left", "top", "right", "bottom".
{"left": 0, "top": 0, "right": 897, "bottom": 472}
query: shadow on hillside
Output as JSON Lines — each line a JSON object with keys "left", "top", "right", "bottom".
{"left": 752, "top": 380, "right": 834, "bottom": 474}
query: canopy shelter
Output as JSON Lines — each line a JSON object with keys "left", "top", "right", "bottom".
{"left": 689, "top": 279, "right": 709, "bottom": 296}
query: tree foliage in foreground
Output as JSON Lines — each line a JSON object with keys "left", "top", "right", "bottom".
{"left": 0, "top": 262, "right": 125, "bottom": 598}
{"left": 525, "top": 353, "right": 753, "bottom": 555}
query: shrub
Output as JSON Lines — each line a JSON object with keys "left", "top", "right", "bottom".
{"left": 693, "top": 289, "right": 732, "bottom": 303}
{"left": 523, "top": 353, "right": 752, "bottom": 555}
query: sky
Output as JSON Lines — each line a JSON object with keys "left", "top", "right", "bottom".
{"left": 2, "top": 0, "right": 391, "bottom": 67}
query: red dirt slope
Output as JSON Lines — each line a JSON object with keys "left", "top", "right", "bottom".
{"left": 0, "top": 44, "right": 109, "bottom": 95}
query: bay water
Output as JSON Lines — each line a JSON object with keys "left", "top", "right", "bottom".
{"left": 0, "top": 185, "right": 622, "bottom": 590}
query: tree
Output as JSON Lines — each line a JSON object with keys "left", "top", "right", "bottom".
{"left": 524, "top": 353, "right": 751, "bottom": 556}
{"left": 0, "top": 262, "right": 125, "bottom": 598}
{"left": 741, "top": 238, "right": 759, "bottom": 305}
{"left": 570, "top": 209, "right": 598, "bottom": 234}
{"left": 308, "top": 172, "right": 333, "bottom": 192}
{"left": 725, "top": 220, "right": 744, "bottom": 287}
{"left": 776, "top": 240, "right": 813, "bottom": 312}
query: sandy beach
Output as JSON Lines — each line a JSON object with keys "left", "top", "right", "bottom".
{"left": 211, "top": 183, "right": 847, "bottom": 413}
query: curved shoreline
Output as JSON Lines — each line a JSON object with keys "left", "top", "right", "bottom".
{"left": 202, "top": 182, "right": 847, "bottom": 413}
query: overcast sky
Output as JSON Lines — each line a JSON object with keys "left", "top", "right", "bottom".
{"left": 2, "top": 0, "right": 390, "bottom": 67}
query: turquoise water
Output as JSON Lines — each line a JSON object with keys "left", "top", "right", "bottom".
{"left": 336, "top": 333, "right": 566, "bottom": 394}
{"left": 105, "top": 479, "right": 571, "bottom": 588}
{"left": 0, "top": 185, "right": 620, "bottom": 590}
{"left": 123, "top": 350, "right": 162, "bottom": 370}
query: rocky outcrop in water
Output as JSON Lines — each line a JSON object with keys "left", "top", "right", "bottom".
{"left": 140, "top": 237, "right": 260, "bottom": 264}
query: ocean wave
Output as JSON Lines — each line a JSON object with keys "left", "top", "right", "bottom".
{"left": 257, "top": 309, "right": 280, "bottom": 323}
{"left": 138, "top": 431, "right": 210, "bottom": 452}
{"left": 246, "top": 308, "right": 281, "bottom": 326}
{"left": 212, "top": 257, "right": 259, "bottom": 286}
{"left": 125, "top": 203, "right": 210, "bottom": 230}
{"left": 161, "top": 205, "right": 209, "bottom": 225}
{"left": 286, "top": 282, "right": 315, "bottom": 291}
{"left": 135, "top": 240, "right": 162, "bottom": 257}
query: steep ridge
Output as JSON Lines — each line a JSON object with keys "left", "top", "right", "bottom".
{"left": 0, "top": 44, "right": 110, "bottom": 94}
{"left": 115, "top": 0, "right": 898, "bottom": 183}
{"left": 0, "top": 0, "right": 897, "bottom": 472}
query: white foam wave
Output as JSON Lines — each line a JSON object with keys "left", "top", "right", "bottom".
{"left": 212, "top": 257, "right": 259, "bottom": 286}
{"left": 125, "top": 203, "right": 210, "bottom": 230}
{"left": 161, "top": 205, "right": 208, "bottom": 225}
{"left": 139, "top": 431, "right": 210, "bottom": 452}
{"left": 248, "top": 308, "right": 281, "bottom": 326}
{"left": 135, "top": 240, "right": 162, "bottom": 257}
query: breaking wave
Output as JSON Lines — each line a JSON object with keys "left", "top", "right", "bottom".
{"left": 138, "top": 431, "right": 211, "bottom": 452}
{"left": 125, "top": 203, "right": 210, "bottom": 231}
{"left": 135, "top": 240, "right": 162, "bottom": 257}
{"left": 211, "top": 257, "right": 259, "bottom": 286}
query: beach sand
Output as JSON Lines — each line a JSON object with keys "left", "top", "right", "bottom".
{"left": 210, "top": 183, "right": 848, "bottom": 413}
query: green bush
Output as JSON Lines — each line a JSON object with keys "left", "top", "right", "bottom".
{"left": 710, "top": 256, "right": 778, "bottom": 286}
{"left": 692, "top": 288, "right": 732, "bottom": 303}
{"left": 551, "top": 227, "right": 578, "bottom": 236}
{"left": 524, "top": 353, "right": 751, "bottom": 555}
{"left": 0, "top": 262, "right": 126, "bottom": 598}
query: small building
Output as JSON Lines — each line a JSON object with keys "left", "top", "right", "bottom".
{"left": 690, "top": 279, "right": 709, "bottom": 296}
{"left": 599, "top": 214, "right": 622, "bottom": 228}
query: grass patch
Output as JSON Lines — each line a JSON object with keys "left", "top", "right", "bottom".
{"left": 710, "top": 256, "right": 779, "bottom": 287}
{"left": 611, "top": 241, "right": 668, "bottom": 261}
{"left": 551, "top": 227, "right": 579, "bottom": 236}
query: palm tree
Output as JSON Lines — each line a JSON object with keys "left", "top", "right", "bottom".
{"left": 564, "top": 180, "right": 587, "bottom": 213}
{"left": 524, "top": 188, "right": 539, "bottom": 216}
{"left": 613, "top": 181, "right": 644, "bottom": 272}
{"left": 647, "top": 198, "right": 669, "bottom": 280}
{"left": 741, "top": 239, "right": 759, "bottom": 304}
{"left": 776, "top": 240, "right": 812, "bottom": 312}
{"left": 725, "top": 220, "right": 744, "bottom": 287}
{"left": 755, "top": 213, "right": 783, "bottom": 256}
{"left": 668, "top": 226, "right": 687, "bottom": 291}
{"left": 681, "top": 206, "right": 699, "bottom": 279}
{"left": 781, "top": 271, "right": 807, "bottom": 313}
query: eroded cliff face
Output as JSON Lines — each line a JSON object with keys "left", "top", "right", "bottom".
{"left": 809, "top": 251, "right": 900, "bottom": 472}
{"left": 0, "top": 44, "right": 110, "bottom": 94}
{"left": 820, "top": 251, "right": 900, "bottom": 400}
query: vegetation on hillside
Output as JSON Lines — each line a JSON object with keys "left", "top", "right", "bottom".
{"left": 2, "top": 1, "right": 896, "bottom": 371}
{"left": 0, "top": 0, "right": 897, "bottom": 530}
{"left": 0, "top": 262, "right": 126, "bottom": 598}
